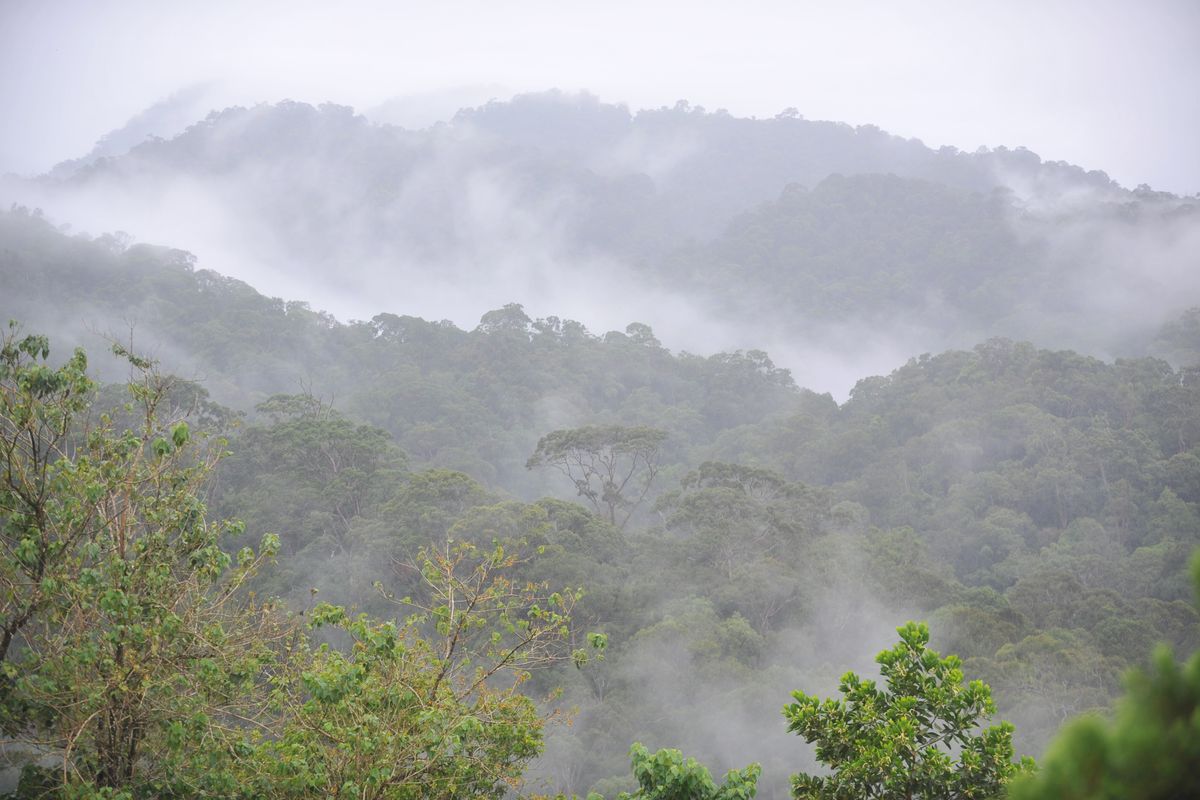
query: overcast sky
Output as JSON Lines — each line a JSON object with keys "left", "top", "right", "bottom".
{"left": 1, "top": 0, "right": 1198, "bottom": 194}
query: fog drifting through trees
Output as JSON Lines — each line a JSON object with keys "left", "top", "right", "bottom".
{"left": 1, "top": 5, "right": 1199, "bottom": 799}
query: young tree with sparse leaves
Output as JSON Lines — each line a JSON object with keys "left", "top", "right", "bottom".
{"left": 1, "top": 325, "right": 287, "bottom": 796}
{"left": 0, "top": 329, "right": 596, "bottom": 799}
{"left": 239, "top": 540, "right": 588, "bottom": 799}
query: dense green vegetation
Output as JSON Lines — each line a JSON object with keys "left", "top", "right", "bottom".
{"left": 657, "top": 171, "right": 1199, "bottom": 358}
{"left": 0, "top": 329, "right": 595, "bottom": 798}
{"left": 1, "top": 90, "right": 1198, "bottom": 797}
{"left": 2, "top": 205, "right": 1198, "bottom": 796}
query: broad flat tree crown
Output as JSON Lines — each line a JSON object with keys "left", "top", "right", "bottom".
{"left": 527, "top": 425, "right": 667, "bottom": 530}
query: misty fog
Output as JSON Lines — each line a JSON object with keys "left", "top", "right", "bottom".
{"left": 4, "top": 93, "right": 1197, "bottom": 399}
{"left": 2, "top": 2, "right": 1199, "bottom": 799}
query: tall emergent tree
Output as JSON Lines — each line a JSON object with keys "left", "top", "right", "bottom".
{"left": 527, "top": 425, "right": 667, "bottom": 530}
{"left": 784, "top": 621, "right": 1033, "bottom": 800}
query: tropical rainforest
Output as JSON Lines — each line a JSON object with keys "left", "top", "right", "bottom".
{"left": 1, "top": 92, "right": 1198, "bottom": 799}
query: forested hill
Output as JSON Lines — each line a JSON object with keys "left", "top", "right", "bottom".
{"left": 4, "top": 92, "right": 1197, "bottom": 394}
{"left": 35, "top": 91, "right": 1129, "bottom": 246}
{"left": 659, "top": 173, "right": 1200, "bottom": 355}
{"left": 0, "top": 205, "right": 813, "bottom": 497}
{"left": 3, "top": 204, "right": 1200, "bottom": 795}
{"left": 3, "top": 92, "right": 1199, "bottom": 796}
{"left": 449, "top": 92, "right": 1126, "bottom": 237}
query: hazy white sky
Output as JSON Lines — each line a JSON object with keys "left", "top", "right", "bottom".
{"left": 1, "top": 0, "right": 1198, "bottom": 193}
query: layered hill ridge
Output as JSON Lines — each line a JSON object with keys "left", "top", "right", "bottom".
{"left": 5, "top": 91, "right": 1197, "bottom": 397}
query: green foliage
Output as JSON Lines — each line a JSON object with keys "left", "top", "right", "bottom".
{"left": 5, "top": 200, "right": 1200, "bottom": 794}
{"left": 1149, "top": 307, "right": 1200, "bottom": 368}
{"left": 231, "top": 541, "right": 585, "bottom": 800}
{"left": 662, "top": 175, "right": 1031, "bottom": 337}
{"left": 215, "top": 392, "right": 408, "bottom": 592}
{"left": 0, "top": 323, "right": 94, "bottom": 670}
{"left": 655, "top": 462, "right": 834, "bottom": 631}
{"left": 0, "top": 333, "right": 589, "bottom": 799}
{"left": 528, "top": 426, "right": 667, "bottom": 529}
{"left": 784, "top": 622, "right": 1033, "bottom": 799}
{"left": 1007, "top": 548, "right": 1200, "bottom": 800}
{"left": 529, "top": 743, "right": 759, "bottom": 800}
{"left": 0, "top": 326, "right": 286, "bottom": 796}
{"left": 605, "top": 743, "right": 759, "bottom": 800}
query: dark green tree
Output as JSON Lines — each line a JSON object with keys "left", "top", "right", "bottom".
{"left": 1007, "top": 549, "right": 1200, "bottom": 800}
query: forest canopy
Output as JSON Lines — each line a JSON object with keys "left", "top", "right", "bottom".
{"left": 0, "top": 87, "right": 1197, "bottom": 800}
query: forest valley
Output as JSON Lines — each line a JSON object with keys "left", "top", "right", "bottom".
{"left": 0, "top": 96, "right": 1198, "bottom": 799}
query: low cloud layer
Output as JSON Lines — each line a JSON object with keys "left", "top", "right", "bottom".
{"left": 3, "top": 94, "right": 1198, "bottom": 401}
{"left": 2, "top": 1, "right": 1199, "bottom": 194}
